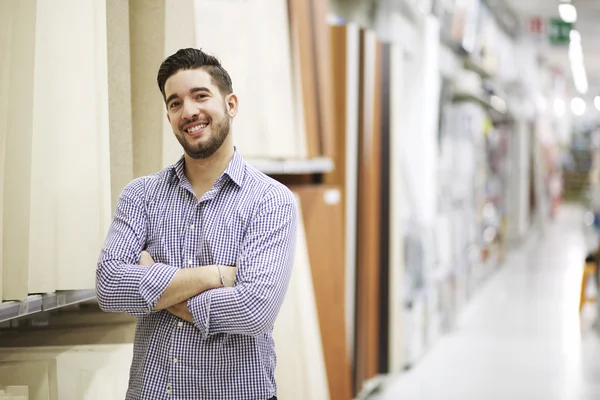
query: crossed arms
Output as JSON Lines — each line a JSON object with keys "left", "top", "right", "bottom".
{"left": 95, "top": 179, "right": 297, "bottom": 338}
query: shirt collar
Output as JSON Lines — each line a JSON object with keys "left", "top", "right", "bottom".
{"left": 169, "top": 148, "right": 245, "bottom": 188}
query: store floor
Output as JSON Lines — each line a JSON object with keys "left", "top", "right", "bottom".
{"left": 371, "top": 204, "right": 600, "bottom": 400}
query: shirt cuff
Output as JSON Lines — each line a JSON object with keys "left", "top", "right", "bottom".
{"left": 139, "top": 262, "right": 179, "bottom": 312}
{"left": 188, "top": 290, "right": 214, "bottom": 339}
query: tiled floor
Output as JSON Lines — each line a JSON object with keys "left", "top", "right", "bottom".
{"left": 372, "top": 205, "right": 600, "bottom": 400}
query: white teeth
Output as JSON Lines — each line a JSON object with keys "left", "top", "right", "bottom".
{"left": 187, "top": 124, "right": 207, "bottom": 133}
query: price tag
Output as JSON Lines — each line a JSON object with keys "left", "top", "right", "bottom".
{"left": 57, "top": 293, "right": 67, "bottom": 307}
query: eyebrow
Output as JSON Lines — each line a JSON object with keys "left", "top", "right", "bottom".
{"left": 165, "top": 87, "right": 212, "bottom": 106}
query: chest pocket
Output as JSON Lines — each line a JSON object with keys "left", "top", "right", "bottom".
{"left": 201, "top": 211, "right": 246, "bottom": 268}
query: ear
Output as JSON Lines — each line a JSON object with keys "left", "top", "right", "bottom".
{"left": 167, "top": 113, "right": 171, "bottom": 123}
{"left": 225, "top": 93, "right": 239, "bottom": 118}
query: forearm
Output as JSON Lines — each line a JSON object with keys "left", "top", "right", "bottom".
{"left": 96, "top": 257, "right": 178, "bottom": 316}
{"left": 154, "top": 267, "right": 221, "bottom": 310}
{"left": 187, "top": 280, "right": 289, "bottom": 338}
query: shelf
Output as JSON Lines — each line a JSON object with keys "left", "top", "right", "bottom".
{"left": 246, "top": 157, "right": 334, "bottom": 175}
{"left": 0, "top": 290, "right": 96, "bottom": 324}
{"left": 464, "top": 57, "right": 495, "bottom": 79}
{"left": 451, "top": 90, "right": 514, "bottom": 122}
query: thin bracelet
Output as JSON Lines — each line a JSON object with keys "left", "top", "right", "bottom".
{"left": 217, "top": 265, "right": 225, "bottom": 287}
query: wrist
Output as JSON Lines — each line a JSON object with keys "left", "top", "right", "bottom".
{"left": 197, "top": 265, "right": 222, "bottom": 291}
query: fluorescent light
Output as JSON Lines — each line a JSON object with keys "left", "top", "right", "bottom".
{"left": 554, "top": 99, "right": 566, "bottom": 117}
{"left": 571, "top": 97, "right": 586, "bottom": 116}
{"left": 559, "top": 3, "right": 577, "bottom": 23}
{"left": 570, "top": 29, "right": 581, "bottom": 42}
{"left": 569, "top": 30, "right": 588, "bottom": 94}
{"left": 595, "top": 96, "right": 600, "bottom": 111}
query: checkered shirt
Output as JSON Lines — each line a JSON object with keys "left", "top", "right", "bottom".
{"left": 96, "top": 150, "right": 297, "bottom": 399}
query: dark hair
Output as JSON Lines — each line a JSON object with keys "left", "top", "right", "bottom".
{"left": 157, "top": 48, "right": 233, "bottom": 100}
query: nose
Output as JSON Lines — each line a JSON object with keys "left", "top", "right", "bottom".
{"left": 182, "top": 99, "right": 199, "bottom": 120}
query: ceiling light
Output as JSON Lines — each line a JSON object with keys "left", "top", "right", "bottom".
{"left": 554, "top": 99, "right": 566, "bottom": 117}
{"left": 595, "top": 96, "right": 600, "bottom": 111}
{"left": 570, "top": 29, "right": 581, "bottom": 42}
{"left": 559, "top": 3, "right": 577, "bottom": 23}
{"left": 571, "top": 97, "right": 586, "bottom": 116}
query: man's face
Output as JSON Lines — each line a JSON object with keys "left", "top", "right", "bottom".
{"left": 164, "top": 69, "right": 236, "bottom": 159}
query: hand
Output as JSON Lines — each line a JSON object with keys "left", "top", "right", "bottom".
{"left": 168, "top": 302, "right": 194, "bottom": 323}
{"left": 139, "top": 251, "right": 155, "bottom": 266}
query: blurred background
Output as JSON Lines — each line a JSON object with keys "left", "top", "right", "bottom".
{"left": 1, "top": 0, "right": 600, "bottom": 399}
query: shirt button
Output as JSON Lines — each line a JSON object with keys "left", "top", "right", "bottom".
{"left": 177, "top": 321, "right": 183, "bottom": 327}
{"left": 167, "top": 389, "right": 172, "bottom": 395}
{"left": 173, "top": 358, "right": 178, "bottom": 363}
{"left": 187, "top": 259, "right": 193, "bottom": 265}
{"left": 189, "top": 224, "right": 195, "bottom": 230}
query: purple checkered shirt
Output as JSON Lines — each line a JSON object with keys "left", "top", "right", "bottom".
{"left": 96, "top": 150, "right": 297, "bottom": 399}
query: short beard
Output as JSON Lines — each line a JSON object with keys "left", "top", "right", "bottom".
{"left": 177, "top": 113, "right": 231, "bottom": 160}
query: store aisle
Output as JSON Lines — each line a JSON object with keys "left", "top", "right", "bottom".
{"left": 372, "top": 205, "right": 600, "bottom": 400}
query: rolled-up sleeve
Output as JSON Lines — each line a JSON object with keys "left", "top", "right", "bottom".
{"left": 96, "top": 178, "right": 178, "bottom": 316}
{"left": 187, "top": 188, "right": 297, "bottom": 337}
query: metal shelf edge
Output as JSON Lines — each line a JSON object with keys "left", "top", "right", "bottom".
{"left": 246, "top": 157, "right": 335, "bottom": 175}
{"left": 0, "top": 290, "right": 97, "bottom": 324}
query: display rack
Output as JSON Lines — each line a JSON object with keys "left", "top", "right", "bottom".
{"left": 246, "top": 157, "right": 334, "bottom": 175}
{"left": 0, "top": 290, "right": 96, "bottom": 324}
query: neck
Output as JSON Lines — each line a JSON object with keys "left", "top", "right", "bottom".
{"left": 183, "top": 143, "right": 234, "bottom": 194}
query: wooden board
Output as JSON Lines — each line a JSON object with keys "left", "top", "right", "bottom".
{"left": 0, "top": 345, "right": 132, "bottom": 399}
{"left": 288, "top": 0, "right": 320, "bottom": 157}
{"left": 388, "top": 43, "right": 407, "bottom": 373}
{"left": 310, "top": 0, "right": 336, "bottom": 158}
{"left": 3, "top": 1, "right": 113, "bottom": 297}
{"left": 378, "top": 43, "right": 392, "bottom": 374}
{"left": 327, "top": 23, "right": 361, "bottom": 363}
{"left": 106, "top": 0, "right": 134, "bottom": 209}
{"left": 193, "top": 0, "right": 304, "bottom": 160}
{"left": 274, "top": 194, "right": 329, "bottom": 400}
{"left": 354, "top": 28, "right": 383, "bottom": 391}
{"left": 129, "top": 0, "right": 166, "bottom": 176}
{"left": 288, "top": 185, "right": 352, "bottom": 400}
{"left": 0, "top": 360, "right": 56, "bottom": 400}
{"left": 3, "top": 0, "right": 37, "bottom": 300}
{"left": 48, "top": 0, "right": 112, "bottom": 290}
{"left": 253, "top": 0, "right": 304, "bottom": 159}
{"left": 0, "top": 0, "right": 13, "bottom": 302}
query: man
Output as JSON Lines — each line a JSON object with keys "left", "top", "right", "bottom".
{"left": 96, "top": 47, "right": 297, "bottom": 400}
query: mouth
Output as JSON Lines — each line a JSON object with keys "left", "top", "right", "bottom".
{"left": 183, "top": 122, "right": 209, "bottom": 137}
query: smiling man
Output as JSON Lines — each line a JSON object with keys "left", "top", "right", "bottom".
{"left": 96, "top": 48, "right": 297, "bottom": 400}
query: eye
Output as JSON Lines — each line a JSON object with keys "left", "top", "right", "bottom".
{"left": 195, "top": 94, "right": 207, "bottom": 100}
{"left": 169, "top": 101, "right": 181, "bottom": 109}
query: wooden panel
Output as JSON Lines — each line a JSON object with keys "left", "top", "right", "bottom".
{"left": 354, "top": 29, "right": 383, "bottom": 391}
{"left": 326, "top": 22, "right": 361, "bottom": 369}
{"left": 378, "top": 43, "right": 392, "bottom": 374}
{"left": 0, "top": 0, "right": 13, "bottom": 302}
{"left": 106, "top": 0, "right": 134, "bottom": 209}
{"left": 289, "top": 185, "right": 352, "bottom": 400}
{"left": 274, "top": 194, "right": 329, "bottom": 400}
{"left": 3, "top": 1, "right": 113, "bottom": 297}
{"left": 255, "top": 0, "right": 304, "bottom": 159}
{"left": 193, "top": 0, "right": 266, "bottom": 159}
{"left": 288, "top": 0, "right": 320, "bottom": 157}
{"left": 3, "top": 0, "right": 37, "bottom": 300}
{"left": 388, "top": 43, "right": 406, "bottom": 372}
{"left": 310, "top": 0, "right": 336, "bottom": 158}
{"left": 51, "top": 0, "right": 112, "bottom": 290}
{"left": 129, "top": 0, "right": 165, "bottom": 177}
{"left": 324, "top": 26, "right": 348, "bottom": 188}
{"left": 0, "top": 361, "right": 55, "bottom": 400}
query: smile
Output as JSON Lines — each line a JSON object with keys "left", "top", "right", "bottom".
{"left": 186, "top": 123, "right": 207, "bottom": 134}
